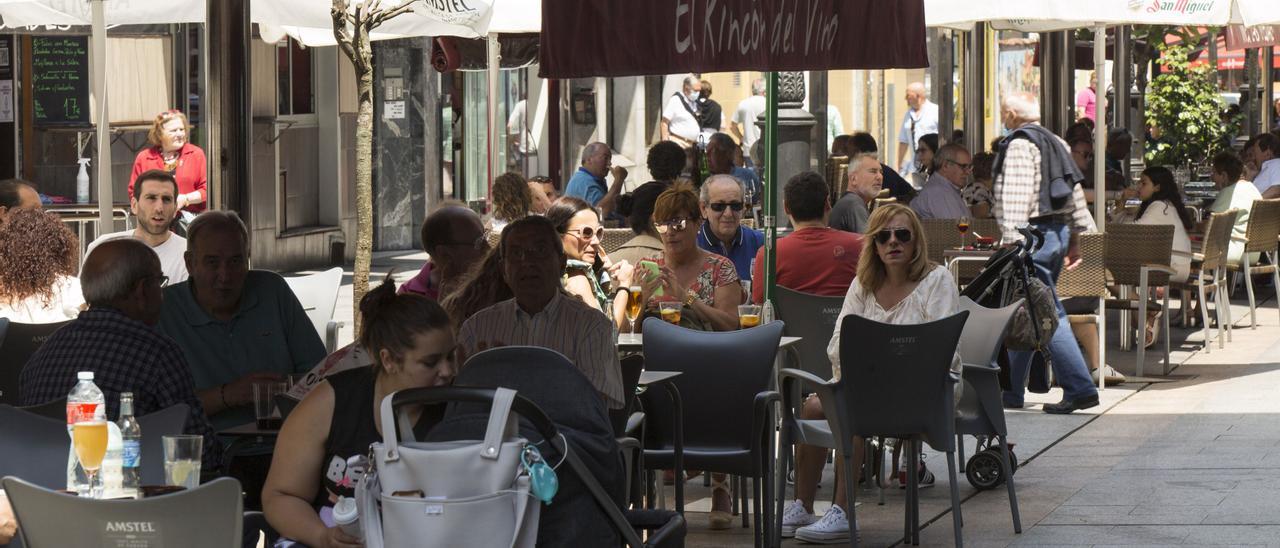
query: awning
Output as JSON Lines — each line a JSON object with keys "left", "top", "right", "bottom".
{"left": 0, "top": 0, "right": 204, "bottom": 27}
{"left": 927, "top": 0, "right": 1280, "bottom": 31}
{"left": 538, "top": 0, "right": 928, "bottom": 79}
{"left": 252, "top": 0, "right": 541, "bottom": 47}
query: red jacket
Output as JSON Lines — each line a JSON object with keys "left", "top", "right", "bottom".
{"left": 130, "top": 143, "right": 208, "bottom": 213}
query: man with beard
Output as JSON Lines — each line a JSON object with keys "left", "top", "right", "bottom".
{"left": 86, "top": 169, "right": 189, "bottom": 282}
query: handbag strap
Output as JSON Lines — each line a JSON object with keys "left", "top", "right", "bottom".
{"left": 378, "top": 388, "right": 519, "bottom": 461}
{"left": 482, "top": 387, "right": 519, "bottom": 461}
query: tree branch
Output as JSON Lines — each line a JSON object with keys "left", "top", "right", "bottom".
{"left": 370, "top": 0, "right": 416, "bottom": 27}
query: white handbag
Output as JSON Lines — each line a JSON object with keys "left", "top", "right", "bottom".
{"left": 357, "top": 387, "right": 540, "bottom": 548}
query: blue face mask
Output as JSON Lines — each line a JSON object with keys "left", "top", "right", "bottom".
{"left": 688, "top": 91, "right": 700, "bottom": 102}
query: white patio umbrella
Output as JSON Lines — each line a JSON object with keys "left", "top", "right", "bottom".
{"left": 0, "top": 0, "right": 206, "bottom": 229}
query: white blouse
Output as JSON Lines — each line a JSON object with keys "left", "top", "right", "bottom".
{"left": 0, "top": 275, "right": 84, "bottom": 324}
{"left": 1133, "top": 200, "right": 1191, "bottom": 283}
{"left": 826, "top": 265, "right": 962, "bottom": 391}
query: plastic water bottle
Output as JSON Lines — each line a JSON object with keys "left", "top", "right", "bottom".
{"left": 66, "top": 371, "right": 105, "bottom": 494}
{"left": 332, "top": 496, "right": 363, "bottom": 541}
{"left": 76, "top": 158, "right": 91, "bottom": 203}
{"left": 118, "top": 393, "right": 142, "bottom": 492}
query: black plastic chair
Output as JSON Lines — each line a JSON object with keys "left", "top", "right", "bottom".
{"left": 638, "top": 317, "right": 784, "bottom": 547}
{"left": 395, "top": 384, "right": 686, "bottom": 548}
{"left": 0, "top": 404, "right": 69, "bottom": 488}
{"left": 955, "top": 297, "right": 1022, "bottom": 533}
{"left": 772, "top": 286, "right": 843, "bottom": 400}
{"left": 0, "top": 319, "right": 70, "bottom": 405}
{"left": 3, "top": 476, "right": 243, "bottom": 548}
{"left": 778, "top": 312, "right": 969, "bottom": 548}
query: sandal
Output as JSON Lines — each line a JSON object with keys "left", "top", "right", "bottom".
{"left": 708, "top": 476, "right": 733, "bottom": 530}
{"left": 1145, "top": 311, "right": 1161, "bottom": 349}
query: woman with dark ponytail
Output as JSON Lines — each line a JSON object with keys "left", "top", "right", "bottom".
{"left": 263, "top": 274, "right": 456, "bottom": 548}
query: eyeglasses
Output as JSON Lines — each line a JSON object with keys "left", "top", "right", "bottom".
{"left": 655, "top": 218, "right": 693, "bottom": 234}
{"left": 152, "top": 275, "right": 170, "bottom": 288}
{"left": 707, "top": 201, "right": 744, "bottom": 213}
{"left": 949, "top": 160, "right": 972, "bottom": 170}
{"left": 565, "top": 225, "right": 604, "bottom": 240}
{"left": 874, "top": 228, "right": 913, "bottom": 245}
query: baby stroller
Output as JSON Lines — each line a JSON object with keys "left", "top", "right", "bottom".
{"left": 956, "top": 226, "right": 1056, "bottom": 490}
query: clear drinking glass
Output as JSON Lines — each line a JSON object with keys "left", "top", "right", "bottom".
{"left": 163, "top": 435, "right": 202, "bottom": 490}
{"left": 72, "top": 421, "right": 108, "bottom": 498}
{"left": 738, "top": 304, "right": 761, "bottom": 329}
{"left": 659, "top": 302, "right": 682, "bottom": 325}
{"left": 253, "top": 381, "right": 288, "bottom": 430}
{"left": 625, "top": 286, "right": 643, "bottom": 333}
{"left": 956, "top": 216, "right": 971, "bottom": 249}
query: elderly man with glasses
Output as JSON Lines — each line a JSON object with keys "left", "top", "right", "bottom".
{"left": 910, "top": 142, "right": 974, "bottom": 220}
{"left": 401, "top": 202, "right": 489, "bottom": 300}
{"left": 21, "top": 238, "right": 221, "bottom": 470}
{"left": 697, "top": 173, "right": 765, "bottom": 284}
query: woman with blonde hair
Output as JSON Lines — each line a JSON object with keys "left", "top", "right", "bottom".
{"left": 782, "top": 204, "right": 962, "bottom": 544}
{"left": 129, "top": 109, "right": 208, "bottom": 215}
{"left": 644, "top": 181, "right": 741, "bottom": 333}
{"left": 487, "top": 172, "right": 533, "bottom": 231}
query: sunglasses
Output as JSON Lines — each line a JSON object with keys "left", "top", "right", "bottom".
{"left": 566, "top": 226, "right": 603, "bottom": 240}
{"left": 707, "top": 201, "right": 745, "bottom": 213}
{"left": 874, "top": 228, "right": 913, "bottom": 245}
{"left": 655, "top": 218, "right": 692, "bottom": 234}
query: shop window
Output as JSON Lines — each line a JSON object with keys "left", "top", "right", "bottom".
{"left": 277, "top": 38, "right": 313, "bottom": 116}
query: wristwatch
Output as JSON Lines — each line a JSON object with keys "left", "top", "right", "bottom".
{"left": 683, "top": 290, "right": 697, "bottom": 308}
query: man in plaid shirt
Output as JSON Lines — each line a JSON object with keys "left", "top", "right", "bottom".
{"left": 993, "top": 92, "right": 1100, "bottom": 414}
{"left": 20, "top": 239, "right": 221, "bottom": 469}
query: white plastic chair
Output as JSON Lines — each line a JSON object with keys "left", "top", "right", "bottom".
{"left": 284, "top": 267, "right": 344, "bottom": 353}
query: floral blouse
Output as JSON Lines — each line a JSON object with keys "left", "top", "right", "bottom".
{"left": 646, "top": 252, "right": 739, "bottom": 308}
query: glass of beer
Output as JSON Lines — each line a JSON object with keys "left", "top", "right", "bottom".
{"left": 253, "top": 381, "right": 288, "bottom": 430}
{"left": 73, "top": 420, "right": 108, "bottom": 498}
{"left": 659, "top": 302, "right": 682, "bottom": 325}
{"left": 625, "top": 286, "right": 643, "bottom": 333}
{"left": 956, "top": 216, "right": 971, "bottom": 249}
{"left": 738, "top": 304, "right": 762, "bottom": 329}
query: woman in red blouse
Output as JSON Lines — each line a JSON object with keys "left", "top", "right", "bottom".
{"left": 130, "top": 110, "right": 208, "bottom": 215}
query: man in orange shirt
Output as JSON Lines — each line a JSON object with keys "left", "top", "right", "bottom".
{"left": 751, "top": 171, "right": 863, "bottom": 304}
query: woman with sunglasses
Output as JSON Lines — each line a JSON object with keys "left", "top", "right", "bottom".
{"left": 545, "top": 197, "right": 652, "bottom": 331}
{"left": 783, "top": 204, "right": 961, "bottom": 543}
{"left": 129, "top": 109, "right": 207, "bottom": 216}
{"left": 645, "top": 182, "right": 743, "bottom": 334}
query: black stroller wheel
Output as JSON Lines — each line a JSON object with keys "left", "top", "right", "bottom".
{"left": 965, "top": 449, "right": 1005, "bottom": 490}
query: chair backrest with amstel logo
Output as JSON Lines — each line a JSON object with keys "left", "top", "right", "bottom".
{"left": 2, "top": 476, "right": 242, "bottom": 548}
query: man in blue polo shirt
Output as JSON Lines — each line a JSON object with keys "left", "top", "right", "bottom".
{"left": 698, "top": 174, "right": 764, "bottom": 283}
{"left": 158, "top": 210, "right": 325, "bottom": 430}
{"left": 565, "top": 142, "right": 626, "bottom": 220}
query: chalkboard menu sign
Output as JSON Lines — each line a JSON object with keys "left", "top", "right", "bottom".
{"left": 32, "top": 36, "right": 90, "bottom": 126}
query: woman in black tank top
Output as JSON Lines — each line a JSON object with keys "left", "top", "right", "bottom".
{"left": 262, "top": 276, "right": 456, "bottom": 548}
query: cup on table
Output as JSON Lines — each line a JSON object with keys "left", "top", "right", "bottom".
{"left": 162, "top": 435, "right": 202, "bottom": 490}
{"left": 659, "top": 302, "right": 682, "bottom": 325}
{"left": 738, "top": 304, "right": 761, "bottom": 329}
{"left": 253, "top": 381, "right": 289, "bottom": 430}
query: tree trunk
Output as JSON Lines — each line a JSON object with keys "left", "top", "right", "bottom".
{"left": 353, "top": 53, "right": 374, "bottom": 334}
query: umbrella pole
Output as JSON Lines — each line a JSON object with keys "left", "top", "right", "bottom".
{"left": 1093, "top": 24, "right": 1108, "bottom": 389}
{"left": 763, "top": 72, "right": 779, "bottom": 306}
{"left": 92, "top": 0, "right": 113, "bottom": 231}
{"left": 487, "top": 33, "right": 500, "bottom": 206}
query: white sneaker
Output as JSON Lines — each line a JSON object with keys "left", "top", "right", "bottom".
{"left": 780, "top": 499, "right": 818, "bottom": 538}
{"left": 794, "top": 504, "right": 858, "bottom": 544}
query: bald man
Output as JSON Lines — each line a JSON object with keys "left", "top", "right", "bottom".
{"left": 20, "top": 238, "right": 221, "bottom": 469}
{"left": 896, "top": 82, "right": 939, "bottom": 175}
{"left": 565, "top": 142, "right": 626, "bottom": 219}
{"left": 0, "top": 178, "right": 42, "bottom": 224}
{"left": 401, "top": 203, "right": 488, "bottom": 300}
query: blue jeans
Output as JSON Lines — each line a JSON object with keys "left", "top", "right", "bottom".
{"left": 1003, "top": 222, "right": 1099, "bottom": 405}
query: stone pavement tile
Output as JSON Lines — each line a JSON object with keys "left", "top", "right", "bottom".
{"left": 1180, "top": 524, "right": 1280, "bottom": 544}
{"left": 1007, "top": 524, "right": 1192, "bottom": 545}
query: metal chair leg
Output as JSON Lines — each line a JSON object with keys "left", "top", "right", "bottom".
{"left": 1199, "top": 282, "right": 1212, "bottom": 354}
{"left": 1162, "top": 291, "right": 1171, "bottom": 375}
{"left": 740, "top": 475, "right": 749, "bottom": 528}
{"left": 1244, "top": 254, "right": 1257, "bottom": 328}
{"left": 1137, "top": 280, "right": 1148, "bottom": 377}
{"left": 841, "top": 451, "right": 860, "bottom": 548}
{"left": 999, "top": 436, "right": 1022, "bottom": 533}
{"left": 946, "top": 449, "right": 964, "bottom": 547}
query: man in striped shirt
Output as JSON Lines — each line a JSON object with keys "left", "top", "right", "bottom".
{"left": 993, "top": 92, "right": 1099, "bottom": 415}
{"left": 457, "top": 216, "right": 624, "bottom": 409}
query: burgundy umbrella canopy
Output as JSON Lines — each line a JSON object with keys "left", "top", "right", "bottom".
{"left": 538, "top": 0, "right": 929, "bottom": 78}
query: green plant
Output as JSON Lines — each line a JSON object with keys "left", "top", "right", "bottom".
{"left": 1144, "top": 41, "right": 1225, "bottom": 167}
